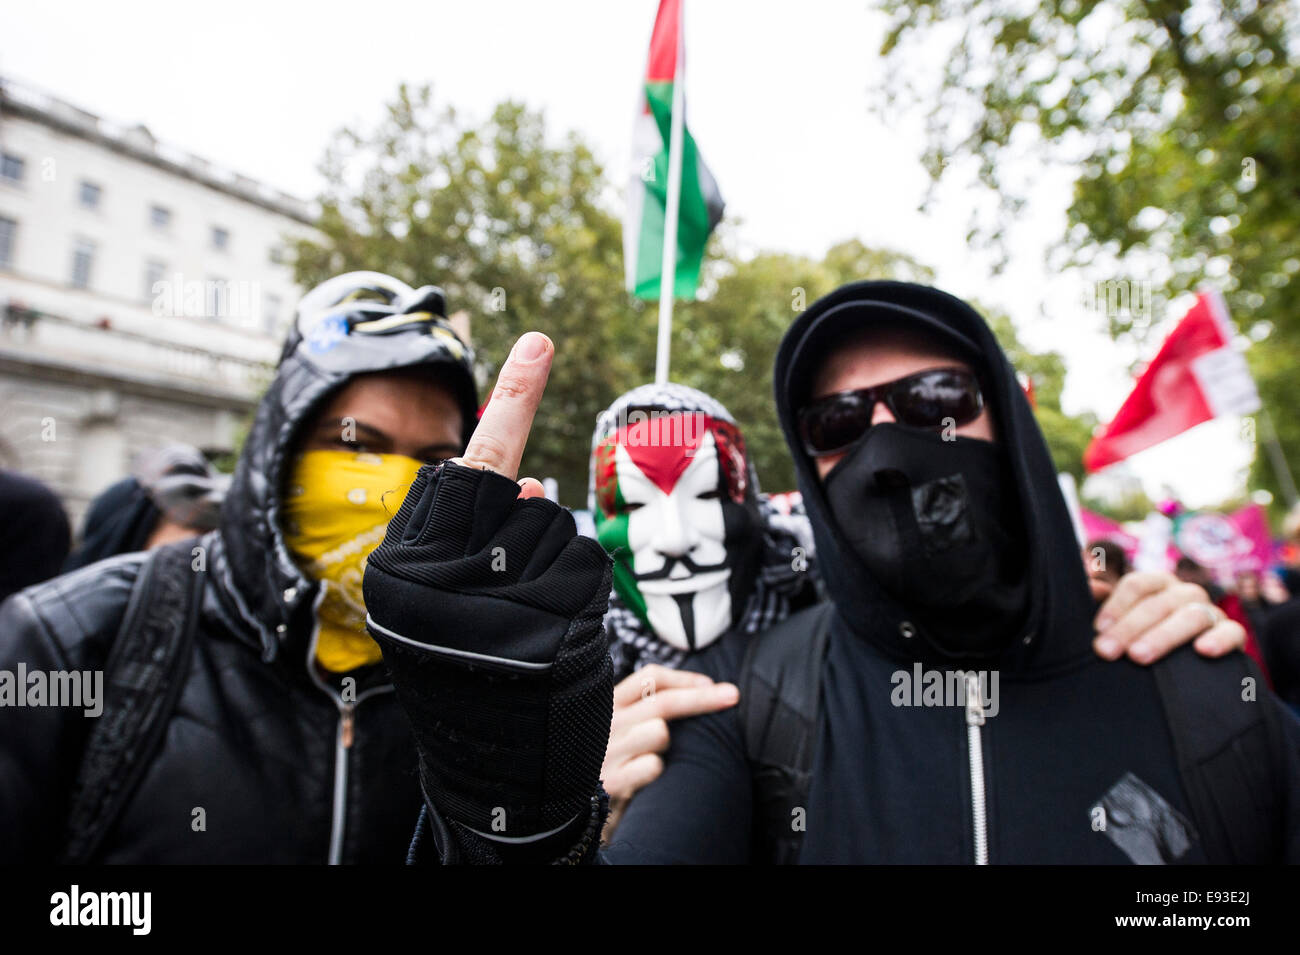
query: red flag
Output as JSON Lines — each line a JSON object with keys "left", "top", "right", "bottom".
{"left": 1017, "top": 371, "right": 1036, "bottom": 409}
{"left": 1084, "top": 288, "right": 1260, "bottom": 472}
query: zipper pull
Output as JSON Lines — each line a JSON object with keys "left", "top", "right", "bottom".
{"left": 340, "top": 703, "right": 356, "bottom": 750}
{"left": 964, "top": 672, "right": 985, "bottom": 727}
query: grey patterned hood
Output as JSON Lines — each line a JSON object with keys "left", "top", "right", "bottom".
{"left": 210, "top": 281, "right": 479, "bottom": 662}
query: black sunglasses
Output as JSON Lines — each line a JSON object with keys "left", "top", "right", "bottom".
{"left": 798, "top": 367, "right": 985, "bottom": 457}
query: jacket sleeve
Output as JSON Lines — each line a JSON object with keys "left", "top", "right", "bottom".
{"left": 0, "top": 559, "right": 137, "bottom": 862}
{"left": 602, "top": 640, "right": 755, "bottom": 864}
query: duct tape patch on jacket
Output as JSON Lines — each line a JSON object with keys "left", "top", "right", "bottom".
{"left": 1091, "top": 772, "right": 1197, "bottom": 864}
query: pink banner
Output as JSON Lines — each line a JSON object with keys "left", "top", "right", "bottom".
{"left": 1173, "top": 504, "right": 1275, "bottom": 577}
{"left": 1079, "top": 508, "right": 1141, "bottom": 563}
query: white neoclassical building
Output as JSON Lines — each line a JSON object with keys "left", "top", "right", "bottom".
{"left": 0, "top": 76, "right": 319, "bottom": 528}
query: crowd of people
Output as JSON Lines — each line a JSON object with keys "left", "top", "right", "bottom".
{"left": 1, "top": 271, "right": 1296, "bottom": 864}
{"left": 1081, "top": 537, "right": 1300, "bottom": 714}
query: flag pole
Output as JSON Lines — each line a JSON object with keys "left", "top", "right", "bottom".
{"left": 1258, "top": 408, "right": 1299, "bottom": 507}
{"left": 654, "top": 2, "right": 687, "bottom": 385}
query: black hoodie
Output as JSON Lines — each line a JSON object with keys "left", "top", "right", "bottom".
{"left": 606, "top": 281, "right": 1300, "bottom": 864}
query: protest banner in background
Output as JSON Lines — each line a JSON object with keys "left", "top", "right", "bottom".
{"left": 1085, "top": 289, "right": 1260, "bottom": 472}
{"left": 1173, "top": 504, "right": 1275, "bottom": 578}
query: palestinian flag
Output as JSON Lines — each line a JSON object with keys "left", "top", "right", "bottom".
{"left": 625, "top": 0, "right": 724, "bottom": 300}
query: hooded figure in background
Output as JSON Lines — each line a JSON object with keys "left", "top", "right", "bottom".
{"left": 0, "top": 271, "right": 479, "bottom": 863}
{"left": 589, "top": 383, "right": 817, "bottom": 679}
{"left": 63, "top": 443, "right": 227, "bottom": 572}
{"left": 0, "top": 470, "right": 70, "bottom": 602}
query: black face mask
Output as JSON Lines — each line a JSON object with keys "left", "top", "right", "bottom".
{"left": 823, "top": 422, "right": 1030, "bottom": 657}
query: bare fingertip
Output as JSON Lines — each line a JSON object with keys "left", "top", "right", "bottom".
{"left": 1194, "top": 634, "right": 1224, "bottom": 657}
{"left": 511, "top": 331, "right": 552, "bottom": 363}
{"left": 1128, "top": 641, "right": 1155, "bottom": 665}
{"left": 1093, "top": 636, "right": 1120, "bottom": 660}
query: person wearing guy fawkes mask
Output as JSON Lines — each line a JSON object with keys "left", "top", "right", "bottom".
{"left": 588, "top": 383, "right": 819, "bottom": 834}
{"left": 363, "top": 282, "right": 1285, "bottom": 866}
{"left": 590, "top": 383, "right": 817, "bottom": 677}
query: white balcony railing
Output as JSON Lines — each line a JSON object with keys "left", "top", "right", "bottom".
{"left": 1, "top": 306, "right": 271, "bottom": 400}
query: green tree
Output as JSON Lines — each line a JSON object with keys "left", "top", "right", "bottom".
{"left": 292, "top": 84, "right": 1096, "bottom": 504}
{"left": 293, "top": 84, "right": 651, "bottom": 505}
{"left": 983, "top": 308, "right": 1099, "bottom": 482}
{"left": 876, "top": 0, "right": 1300, "bottom": 512}
{"left": 1081, "top": 485, "right": 1156, "bottom": 524}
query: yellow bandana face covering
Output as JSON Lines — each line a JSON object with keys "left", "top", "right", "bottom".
{"left": 282, "top": 450, "right": 424, "bottom": 672}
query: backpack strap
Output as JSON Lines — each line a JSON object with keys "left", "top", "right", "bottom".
{"left": 737, "top": 602, "right": 833, "bottom": 865}
{"left": 1151, "top": 647, "right": 1286, "bottom": 864}
{"left": 60, "top": 539, "right": 205, "bottom": 863}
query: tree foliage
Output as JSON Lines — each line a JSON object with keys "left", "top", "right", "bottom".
{"left": 876, "top": 0, "right": 1300, "bottom": 511}
{"left": 293, "top": 84, "right": 650, "bottom": 504}
{"left": 983, "top": 308, "right": 1099, "bottom": 482}
{"left": 293, "top": 83, "right": 1097, "bottom": 503}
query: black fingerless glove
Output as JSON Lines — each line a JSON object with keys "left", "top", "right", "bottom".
{"left": 363, "top": 461, "right": 614, "bottom": 862}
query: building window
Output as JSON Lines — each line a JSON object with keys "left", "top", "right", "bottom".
{"left": 79, "top": 180, "right": 102, "bottom": 210}
{"left": 145, "top": 259, "right": 167, "bottom": 303}
{"left": 263, "top": 293, "right": 282, "bottom": 335}
{"left": 70, "top": 238, "right": 96, "bottom": 289}
{"left": 211, "top": 226, "right": 229, "bottom": 251}
{"left": 0, "top": 217, "right": 16, "bottom": 270}
{"left": 0, "top": 153, "right": 23, "bottom": 184}
{"left": 150, "top": 204, "right": 171, "bottom": 229}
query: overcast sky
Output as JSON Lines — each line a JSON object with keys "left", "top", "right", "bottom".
{"left": 0, "top": 0, "right": 1258, "bottom": 506}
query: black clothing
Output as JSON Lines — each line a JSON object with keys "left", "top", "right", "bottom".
{"left": 0, "top": 284, "right": 478, "bottom": 863}
{"left": 1260, "top": 598, "right": 1300, "bottom": 707}
{"left": 63, "top": 476, "right": 157, "bottom": 573}
{"left": 602, "top": 281, "right": 1300, "bottom": 863}
{"left": 0, "top": 470, "right": 70, "bottom": 601}
{"left": 0, "top": 547, "right": 419, "bottom": 862}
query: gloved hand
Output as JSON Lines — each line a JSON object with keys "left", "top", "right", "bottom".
{"left": 362, "top": 332, "right": 614, "bottom": 863}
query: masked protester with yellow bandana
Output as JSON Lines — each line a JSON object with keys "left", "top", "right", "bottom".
{"left": 0, "top": 271, "right": 480, "bottom": 864}
{"left": 284, "top": 451, "right": 425, "bottom": 672}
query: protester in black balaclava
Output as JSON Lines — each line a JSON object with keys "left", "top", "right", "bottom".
{"left": 0, "top": 470, "right": 70, "bottom": 602}
{"left": 361, "top": 281, "right": 1294, "bottom": 865}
